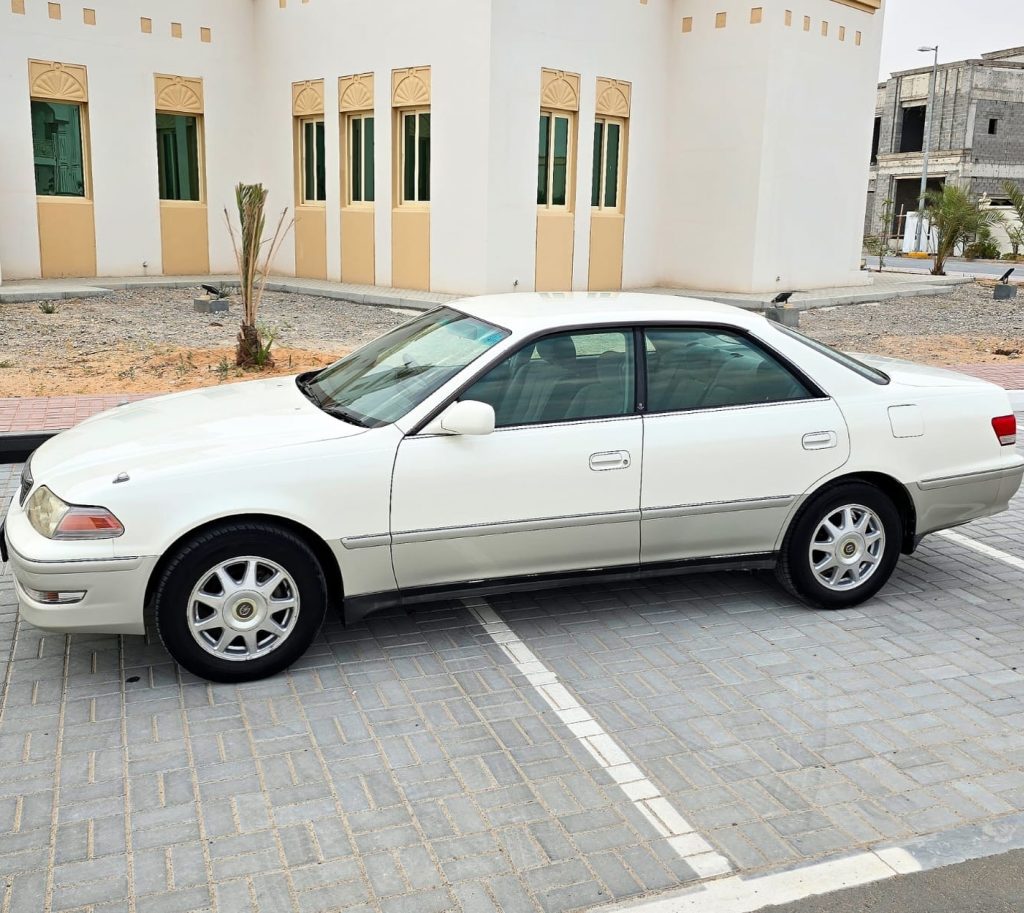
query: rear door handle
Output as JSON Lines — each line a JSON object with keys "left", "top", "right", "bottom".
{"left": 802, "top": 431, "right": 837, "bottom": 450}
{"left": 590, "top": 450, "right": 631, "bottom": 471}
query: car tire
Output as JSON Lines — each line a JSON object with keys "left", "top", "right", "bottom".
{"left": 776, "top": 482, "right": 902, "bottom": 610}
{"left": 154, "top": 521, "right": 328, "bottom": 682}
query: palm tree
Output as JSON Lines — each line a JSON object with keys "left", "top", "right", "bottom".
{"left": 925, "top": 183, "right": 998, "bottom": 275}
{"left": 1002, "top": 180, "right": 1024, "bottom": 259}
{"left": 225, "top": 183, "right": 293, "bottom": 367}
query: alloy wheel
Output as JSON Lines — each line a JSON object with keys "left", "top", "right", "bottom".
{"left": 808, "top": 503, "right": 886, "bottom": 591}
{"left": 186, "top": 556, "right": 300, "bottom": 661}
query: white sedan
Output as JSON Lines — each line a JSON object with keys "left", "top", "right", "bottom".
{"left": 3, "top": 293, "right": 1022, "bottom": 681}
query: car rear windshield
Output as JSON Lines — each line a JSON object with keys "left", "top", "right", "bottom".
{"left": 307, "top": 307, "right": 509, "bottom": 427}
{"left": 773, "top": 324, "right": 890, "bottom": 385}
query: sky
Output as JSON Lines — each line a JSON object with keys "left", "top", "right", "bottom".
{"left": 878, "top": 0, "right": 1024, "bottom": 79}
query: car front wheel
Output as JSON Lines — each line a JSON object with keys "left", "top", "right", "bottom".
{"left": 777, "top": 482, "right": 902, "bottom": 609}
{"left": 154, "top": 521, "right": 328, "bottom": 682}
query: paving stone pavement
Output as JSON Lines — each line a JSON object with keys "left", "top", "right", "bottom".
{"left": 2, "top": 458, "right": 1024, "bottom": 913}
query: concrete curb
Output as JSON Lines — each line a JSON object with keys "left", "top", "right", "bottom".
{"left": 660, "top": 279, "right": 969, "bottom": 312}
{"left": 0, "top": 275, "right": 448, "bottom": 312}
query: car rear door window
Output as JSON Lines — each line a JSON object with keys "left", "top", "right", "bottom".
{"left": 644, "top": 328, "right": 812, "bottom": 413}
{"left": 462, "top": 329, "right": 635, "bottom": 427}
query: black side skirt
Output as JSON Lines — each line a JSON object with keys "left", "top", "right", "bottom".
{"left": 342, "top": 553, "right": 777, "bottom": 626}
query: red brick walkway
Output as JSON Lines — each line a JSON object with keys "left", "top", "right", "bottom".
{"left": 0, "top": 394, "right": 151, "bottom": 434}
{"left": 2, "top": 363, "right": 1024, "bottom": 435}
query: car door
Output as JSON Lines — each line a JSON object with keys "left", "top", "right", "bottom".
{"left": 390, "top": 327, "right": 643, "bottom": 590}
{"left": 639, "top": 326, "right": 850, "bottom": 563}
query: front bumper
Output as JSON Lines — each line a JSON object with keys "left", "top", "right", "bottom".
{"left": 2, "top": 520, "right": 153, "bottom": 636}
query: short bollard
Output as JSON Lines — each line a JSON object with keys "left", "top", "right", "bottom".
{"left": 994, "top": 284, "right": 1018, "bottom": 301}
{"left": 765, "top": 305, "right": 800, "bottom": 328}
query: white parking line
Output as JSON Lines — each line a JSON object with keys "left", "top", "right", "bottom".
{"left": 936, "top": 528, "right": 1024, "bottom": 572}
{"left": 600, "top": 847, "right": 921, "bottom": 913}
{"left": 461, "top": 596, "right": 732, "bottom": 879}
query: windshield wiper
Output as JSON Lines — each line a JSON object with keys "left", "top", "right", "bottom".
{"left": 320, "top": 403, "right": 368, "bottom": 427}
{"left": 295, "top": 373, "right": 323, "bottom": 407}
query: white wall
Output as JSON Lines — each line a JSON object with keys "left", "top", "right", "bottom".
{"left": 0, "top": 0, "right": 258, "bottom": 279}
{"left": 0, "top": 0, "right": 886, "bottom": 294}
{"left": 485, "top": 0, "right": 671, "bottom": 293}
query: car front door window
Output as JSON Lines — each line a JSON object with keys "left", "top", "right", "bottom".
{"left": 461, "top": 329, "right": 635, "bottom": 427}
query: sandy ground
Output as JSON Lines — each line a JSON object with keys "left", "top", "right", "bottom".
{"left": 1, "top": 280, "right": 1022, "bottom": 397}
{"left": 0, "top": 286, "right": 411, "bottom": 397}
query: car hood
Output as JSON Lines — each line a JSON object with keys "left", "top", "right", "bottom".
{"left": 853, "top": 353, "right": 997, "bottom": 389}
{"left": 30, "top": 377, "right": 364, "bottom": 497}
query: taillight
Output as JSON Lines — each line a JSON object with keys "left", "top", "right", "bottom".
{"left": 992, "top": 414, "right": 1017, "bottom": 446}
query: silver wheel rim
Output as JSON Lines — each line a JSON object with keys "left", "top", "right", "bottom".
{"left": 809, "top": 503, "right": 886, "bottom": 592}
{"left": 187, "top": 556, "right": 300, "bottom": 662}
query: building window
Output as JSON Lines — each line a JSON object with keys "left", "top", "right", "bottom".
{"left": 156, "top": 113, "right": 201, "bottom": 201}
{"left": 899, "top": 105, "right": 926, "bottom": 154}
{"left": 538, "top": 111, "right": 573, "bottom": 207}
{"left": 870, "top": 116, "right": 881, "bottom": 164}
{"left": 989, "top": 118, "right": 999, "bottom": 136}
{"left": 31, "top": 100, "right": 87, "bottom": 197}
{"left": 346, "top": 113, "right": 375, "bottom": 205}
{"left": 299, "top": 117, "right": 326, "bottom": 203}
{"left": 591, "top": 118, "right": 625, "bottom": 210}
{"left": 399, "top": 110, "right": 430, "bottom": 204}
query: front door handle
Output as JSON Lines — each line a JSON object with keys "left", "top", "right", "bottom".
{"left": 590, "top": 450, "right": 631, "bottom": 471}
{"left": 802, "top": 431, "right": 837, "bottom": 450}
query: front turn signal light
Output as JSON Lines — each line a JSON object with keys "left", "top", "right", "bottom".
{"left": 54, "top": 507, "right": 125, "bottom": 539}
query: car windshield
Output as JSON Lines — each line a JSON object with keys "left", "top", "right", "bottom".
{"left": 773, "top": 324, "right": 890, "bottom": 385}
{"left": 305, "top": 307, "right": 509, "bottom": 427}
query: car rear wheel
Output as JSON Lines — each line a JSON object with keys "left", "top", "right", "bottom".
{"left": 154, "top": 522, "right": 328, "bottom": 682}
{"left": 777, "top": 482, "right": 901, "bottom": 609}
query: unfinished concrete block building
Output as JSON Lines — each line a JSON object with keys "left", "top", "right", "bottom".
{"left": 866, "top": 46, "right": 1024, "bottom": 247}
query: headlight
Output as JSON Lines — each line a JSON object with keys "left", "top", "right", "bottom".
{"left": 26, "top": 486, "right": 124, "bottom": 540}
{"left": 18, "top": 455, "right": 34, "bottom": 506}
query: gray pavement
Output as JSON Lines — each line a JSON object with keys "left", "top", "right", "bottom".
{"left": 765, "top": 848, "right": 1024, "bottom": 913}
{"left": 3, "top": 450, "right": 1024, "bottom": 912}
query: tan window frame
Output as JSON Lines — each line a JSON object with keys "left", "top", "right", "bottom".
{"left": 538, "top": 108, "right": 575, "bottom": 212}
{"left": 344, "top": 110, "right": 374, "bottom": 208}
{"left": 297, "top": 115, "right": 326, "bottom": 205}
{"left": 591, "top": 115, "right": 626, "bottom": 214}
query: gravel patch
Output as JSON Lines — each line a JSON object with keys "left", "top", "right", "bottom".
{"left": 800, "top": 282, "right": 1024, "bottom": 365}
{"left": 0, "top": 286, "right": 412, "bottom": 359}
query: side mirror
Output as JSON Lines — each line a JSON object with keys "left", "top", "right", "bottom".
{"left": 439, "top": 400, "right": 495, "bottom": 436}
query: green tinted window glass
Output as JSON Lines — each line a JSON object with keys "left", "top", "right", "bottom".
{"left": 155, "top": 113, "right": 200, "bottom": 201}
{"left": 417, "top": 112, "right": 431, "bottom": 202}
{"left": 315, "top": 120, "right": 326, "bottom": 201}
{"left": 604, "top": 122, "right": 620, "bottom": 209}
{"left": 552, "top": 116, "right": 569, "bottom": 206}
{"left": 363, "top": 116, "right": 375, "bottom": 202}
{"left": 591, "top": 122, "right": 603, "bottom": 207}
{"left": 31, "top": 100, "right": 86, "bottom": 197}
{"left": 403, "top": 113, "right": 417, "bottom": 201}
{"left": 537, "top": 114, "right": 550, "bottom": 205}
{"left": 350, "top": 117, "right": 362, "bottom": 202}
{"left": 303, "top": 121, "right": 316, "bottom": 202}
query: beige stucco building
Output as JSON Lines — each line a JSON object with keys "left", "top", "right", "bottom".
{"left": 0, "top": 0, "right": 884, "bottom": 295}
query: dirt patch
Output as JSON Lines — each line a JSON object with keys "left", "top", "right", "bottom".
{"left": 0, "top": 345, "right": 343, "bottom": 397}
{"left": 0, "top": 286, "right": 411, "bottom": 397}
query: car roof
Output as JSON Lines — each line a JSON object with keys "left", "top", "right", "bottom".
{"left": 448, "top": 292, "right": 768, "bottom": 335}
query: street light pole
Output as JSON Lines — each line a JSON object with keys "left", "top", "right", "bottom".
{"left": 914, "top": 45, "right": 939, "bottom": 253}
